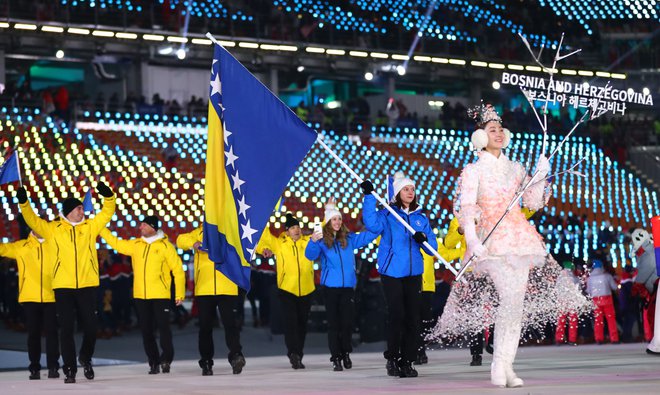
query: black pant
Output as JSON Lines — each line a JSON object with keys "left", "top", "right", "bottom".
{"left": 469, "top": 326, "right": 494, "bottom": 356}
{"left": 381, "top": 275, "right": 421, "bottom": 363}
{"left": 23, "top": 302, "right": 59, "bottom": 370}
{"left": 54, "top": 287, "right": 98, "bottom": 374}
{"left": 324, "top": 287, "right": 354, "bottom": 359}
{"left": 278, "top": 290, "right": 311, "bottom": 357}
{"left": 418, "top": 291, "right": 435, "bottom": 356}
{"left": 255, "top": 273, "right": 276, "bottom": 325}
{"left": 197, "top": 295, "right": 242, "bottom": 362}
{"left": 134, "top": 299, "right": 173, "bottom": 366}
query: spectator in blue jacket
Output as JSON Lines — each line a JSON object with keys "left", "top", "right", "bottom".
{"left": 306, "top": 198, "right": 378, "bottom": 372}
{"left": 360, "top": 172, "right": 438, "bottom": 378}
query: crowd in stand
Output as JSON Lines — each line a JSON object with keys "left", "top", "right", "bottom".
{"left": 2, "top": 0, "right": 658, "bottom": 69}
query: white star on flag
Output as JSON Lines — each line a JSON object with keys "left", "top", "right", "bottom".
{"left": 210, "top": 73, "right": 221, "bottom": 96}
{"left": 231, "top": 171, "right": 245, "bottom": 192}
{"left": 225, "top": 145, "right": 239, "bottom": 168}
{"left": 241, "top": 220, "right": 258, "bottom": 244}
{"left": 223, "top": 122, "right": 232, "bottom": 145}
{"left": 246, "top": 248, "right": 255, "bottom": 260}
{"left": 237, "top": 195, "right": 251, "bottom": 218}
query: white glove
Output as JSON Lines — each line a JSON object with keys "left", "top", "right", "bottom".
{"left": 465, "top": 226, "right": 488, "bottom": 258}
{"left": 466, "top": 234, "right": 488, "bottom": 258}
{"left": 536, "top": 154, "right": 550, "bottom": 178}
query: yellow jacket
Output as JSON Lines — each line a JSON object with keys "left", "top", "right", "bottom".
{"left": 0, "top": 234, "right": 56, "bottom": 303}
{"left": 422, "top": 236, "right": 465, "bottom": 292}
{"left": 100, "top": 228, "right": 185, "bottom": 300}
{"left": 257, "top": 228, "right": 315, "bottom": 297}
{"left": 176, "top": 227, "right": 238, "bottom": 296}
{"left": 19, "top": 195, "right": 116, "bottom": 289}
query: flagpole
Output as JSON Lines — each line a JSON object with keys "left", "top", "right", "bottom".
{"left": 15, "top": 148, "right": 22, "bottom": 188}
{"left": 316, "top": 137, "right": 460, "bottom": 278}
{"left": 205, "top": 32, "right": 220, "bottom": 46}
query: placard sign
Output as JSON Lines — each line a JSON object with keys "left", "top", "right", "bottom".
{"left": 501, "top": 72, "right": 654, "bottom": 116}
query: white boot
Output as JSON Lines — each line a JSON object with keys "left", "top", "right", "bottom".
{"left": 490, "top": 360, "right": 506, "bottom": 387}
{"left": 505, "top": 365, "right": 524, "bottom": 388}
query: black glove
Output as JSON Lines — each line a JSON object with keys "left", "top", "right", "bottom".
{"left": 16, "top": 187, "right": 28, "bottom": 204}
{"left": 413, "top": 231, "right": 427, "bottom": 244}
{"left": 96, "top": 181, "right": 113, "bottom": 198}
{"left": 360, "top": 180, "right": 374, "bottom": 195}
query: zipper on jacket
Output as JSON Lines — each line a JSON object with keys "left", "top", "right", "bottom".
{"left": 39, "top": 243, "right": 43, "bottom": 303}
{"left": 293, "top": 243, "right": 301, "bottom": 296}
{"left": 72, "top": 229, "right": 79, "bottom": 288}
{"left": 334, "top": 243, "right": 345, "bottom": 287}
{"left": 195, "top": 254, "right": 201, "bottom": 295}
{"left": 143, "top": 245, "right": 151, "bottom": 298}
{"left": 212, "top": 254, "right": 217, "bottom": 295}
{"left": 405, "top": 214, "right": 412, "bottom": 277}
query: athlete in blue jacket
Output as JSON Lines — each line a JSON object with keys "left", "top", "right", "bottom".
{"left": 305, "top": 199, "right": 378, "bottom": 371}
{"left": 360, "top": 172, "right": 437, "bottom": 378}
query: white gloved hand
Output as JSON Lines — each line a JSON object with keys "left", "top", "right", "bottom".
{"left": 536, "top": 154, "right": 550, "bottom": 178}
{"left": 465, "top": 234, "right": 488, "bottom": 258}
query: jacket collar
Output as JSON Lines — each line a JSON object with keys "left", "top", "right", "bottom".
{"left": 28, "top": 233, "right": 45, "bottom": 244}
{"left": 59, "top": 214, "right": 84, "bottom": 227}
{"left": 478, "top": 150, "right": 510, "bottom": 166}
{"left": 142, "top": 230, "right": 165, "bottom": 244}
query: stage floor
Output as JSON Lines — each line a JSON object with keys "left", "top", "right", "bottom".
{"left": 0, "top": 343, "right": 658, "bottom": 394}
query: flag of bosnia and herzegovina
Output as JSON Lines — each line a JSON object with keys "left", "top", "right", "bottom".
{"left": 203, "top": 43, "right": 318, "bottom": 291}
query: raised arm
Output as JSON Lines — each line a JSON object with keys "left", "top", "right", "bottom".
{"left": 304, "top": 239, "right": 323, "bottom": 261}
{"left": 522, "top": 159, "right": 550, "bottom": 211}
{"left": 18, "top": 188, "right": 53, "bottom": 240}
{"left": 362, "top": 195, "right": 386, "bottom": 234}
{"left": 0, "top": 240, "right": 22, "bottom": 260}
{"left": 90, "top": 182, "right": 116, "bottom": 234}
{"left": 350, "top": 230, "right": 380, "bottom": 250}
{"left": 99, "top": 228, "right": 133, "bottom": 256}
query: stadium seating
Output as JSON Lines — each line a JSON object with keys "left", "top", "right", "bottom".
{"left": 1, "top": 106, "right": 657, "bottom": 269}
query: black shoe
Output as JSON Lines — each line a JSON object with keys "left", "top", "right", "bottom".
{"left": 470, "top": 354, "right": 482, "bottom": 366}
{"left": 199, "top": 360, "right": 213, "bottom": 376}
{"left": 332, "top": 359, "right": 343, "bottom": 372}
{"left": 29, "top": 369, "right": 40, "bottom": 380}
{"left": 386, "top": 359, "right": 400, "bottom": 377}
{"left": 342, "top": 354, "right": 352, "bottom": 370}
{"left": 63, "top": 367, "right": 76, "bottom": 383}
{"left": 289, "top": 353, "right": 304, "bottom": 370}
{"left": 160, "top": 362, "right": 171, "bottom": 373}
{"left": 414, "top": 353, "right": 428, "bottom": 365}
{"left": 230, "top": 354, "right": 246, "bottom": 375}
{"left": 48, "top": 368, "right": 60, "bottom": 379}
{"left": 79, "top": 359, "right": 94, "bottom": 380}
{"left": 398, "top": 361, "right": 418, "bottom": 378}
{"left": 148, "top": 364, "right": 160, "bottom": 375}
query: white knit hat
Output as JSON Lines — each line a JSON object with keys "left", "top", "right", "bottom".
{"left": 323, "top": 202, "right": 342, "bottom": 225}
{"left": 391, "top": 171, "right": 415, "bottom": 201}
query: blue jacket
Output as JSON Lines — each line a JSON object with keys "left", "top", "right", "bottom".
{"left": 362, "top": 195, "right": 437, "bottom": 278}
{"left": 305, "top": 231, "right": 378, "bottom": 288}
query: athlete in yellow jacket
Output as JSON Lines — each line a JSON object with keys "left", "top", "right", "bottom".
{"left": 17, "top": 182, "right": 115, "bottom": 383}
{"left": 0, "top": 232, "right": 59, "bottom": 379}
{"left": 417, "top": 217, "right": 467, "bottom": 365}
{"left": 256, "top": 213, "right": 314, "bottom": 369}
{"left": 176, "top": 227, "right": 245, "bottom": 375}
{"left": 100, "top": 216, "right": 183, "bottom": 374}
